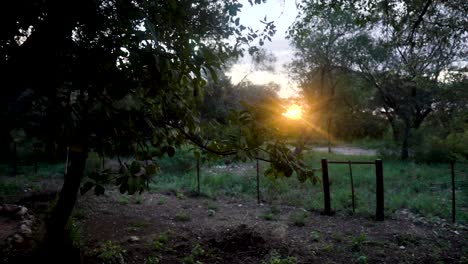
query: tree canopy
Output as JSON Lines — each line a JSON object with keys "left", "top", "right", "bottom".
{"left": 288, "top": 0, "right": 468, "bottom": 159}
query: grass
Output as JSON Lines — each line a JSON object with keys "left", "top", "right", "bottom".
{"left": 2, "top": 145, "right": 466, "bottom": 223}
{"left": 149, "top": 148, "right": 467, "bottom": 223}
{"left": 174, "top": 212, "right": 191, "bottom": 222}
{"left": 0, "top": 162, "right": 65, "bottom": 196}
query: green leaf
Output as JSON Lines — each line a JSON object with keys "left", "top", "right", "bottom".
{"left": 146, "top": 164, "right": 157, "bottom": 175}
{"left": 130, "top": 161, "right": 141, "bottom": 174}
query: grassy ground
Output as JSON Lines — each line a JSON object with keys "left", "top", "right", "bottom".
{"left": 150, "top": 150, "right": 468, "bottom": 223}
{"left": 1, "top": 148, "right": 466, "bottom": 223}
{"left": 0, "top": 163, "right": 65, "bottom": 195}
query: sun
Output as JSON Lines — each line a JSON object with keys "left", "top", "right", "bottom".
{"left": 282, "top": 104, "right": 303, "bottom": 120}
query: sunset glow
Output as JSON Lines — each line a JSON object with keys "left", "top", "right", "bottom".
{"left": 282, "top": 104, "right": 303, "bottom": 120}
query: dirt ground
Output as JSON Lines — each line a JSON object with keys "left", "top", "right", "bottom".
{"left": 73, "top": 189, "right": 467, "bottom": 264}
{"left": 312, "top": 146, "right": 377, "bottom": 156}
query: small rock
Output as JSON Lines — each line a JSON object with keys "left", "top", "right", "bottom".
{"left": 21, "top": 220, "right": 33, "bottom": 226}
{"left": 20, "top": 224, "right": 32, "bottom": 237}
{"left": 128, "top": 236, "right": 140, "bottom": 242}
{"left": 207, "top": 209, "right": 216, "bottom": 217}
{"left": 453, "top": 230, "right": 460, "bottom": 235}
{"left": 16, "top": 207, "right": 28, "bottom": 218}
{"left": 399, "top": 246, "right": 405, "bottom": 250}
{"left": 13, "top": 234, "right": 24, "bottom": 244}
{"left": 237, "top": 204, "right": 243, "bottom": 207}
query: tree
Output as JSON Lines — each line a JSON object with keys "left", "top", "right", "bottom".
{"left": 1, "top": 0, "right": 284, "bottom": 255}
{"left": 289, "top": 0, "right": 468, "bottom": 159}
{"left": 1, "top": 2, "right": 315, "bottom": 260}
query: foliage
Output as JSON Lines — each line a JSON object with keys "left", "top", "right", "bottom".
{"left": 181, "top": 244, "right": 206, "bottom": 264}
{"left": 263, "top": 251, "right": 297, "bottom": 264}
{"left": 95, "top": 240, "right": 127, "bottom": 264}
{"left": 0, "top": 0, "right": 289, "bottom": 242}
{"left": 289, "top": 0, "right": 468, "bottom": 160}
{"left": 351, "top": 233, "right": 368, "bottom": 252}
{"left": 174, "top": 212, "right": 191, "bottom": 222}
{"left": 288, "top": 211, "right": 308, "bottom": 227}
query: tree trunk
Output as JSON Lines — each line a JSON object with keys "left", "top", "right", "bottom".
{"left": 12, "top": 142, "right": 17, "bottom": 177}
{"left": 400, "top": 125, "right": 411, "bottom": 160}
{"left": 45, "top": 146, "right": 87, "bottom": 256}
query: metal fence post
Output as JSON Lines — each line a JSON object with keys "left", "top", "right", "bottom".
{"left": 375, "top": 159, "right": 384, "bottom": 221}
{"left": 197, "top": 157, "right": 200, "bottom": 194}
{"left": 256, "top": 159, "right": 260, "bottom": 204}
{"left": 321, "top": 159, "right": 332, "bottom": 215}
{"left": 348, "top": 161, "right": 355, "bottom": 213}
{"left": 451, "top": 161, "right": 456, "bottom": 223}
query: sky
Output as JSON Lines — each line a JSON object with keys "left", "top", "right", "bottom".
{"left": 227, "top": 0, "right": 300, "bottom": 98}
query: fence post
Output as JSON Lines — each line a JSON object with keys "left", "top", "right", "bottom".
{"left": 375, "top": 159, "right": 384, "bottom": 221}
{"left": 321, "top": 159, "right": 332, "bottom": 215}
{"left": 256, "top": 159, "right": 260, "bottom": 204}
{"left": 348, "top": 161, "right": 355, "bottom": 214}
{"left": 197, "top": 157, "right": 200, "bottom": 195}
{"left": 451, "top": 161, "right": 456, "bottom": 223}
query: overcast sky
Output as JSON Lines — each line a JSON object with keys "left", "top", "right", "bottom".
{"left": 227, "top": 0, "right": 300, "bottom": 98}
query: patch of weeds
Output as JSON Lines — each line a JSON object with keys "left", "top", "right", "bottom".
{"left": 321, "top": 244, "right": 334, "bottom": 253}
{"left": 0, "top": 181, "right": 21, "bottom": 195}
{"left": 157, "top": 197, "right": 167, "bottom": 205}
{"left": 176, "top": 190, "right": 185, "bottom": 200}
{"left": 134, "top": 195, "right": 145, "bottom": 204}
{"left": 310, "top": 230, "right": 320, "bottom": 242}
{"left": 331, "top": 233, "right": 343, "bottom": 242}
{"left": 72, "top": 209, "right": 86, "bottom": 221}
{"left": 95, "top": 240, "right": 126, "bottom": 264}
{"left": 395, "top": 233, "right": 419, "bottom": 247}
{"left": 117, "top": 195, "right": 130, "bottom": 205}
{"left": 207, "top": 209, "right": 216, "bottom": 217}
{"left": 261, "top": 212, "right": 276, "bottom": 221}
{"left": 181, "top": 244, "right": 206, "bottom": 264}
{"left": 351, "top": 233, "right": 368, "bottom": 252}
{"left": 174, "top": 212, "right": 191, "bottom": 222}
{"left": 262, "top": 250, "right": 297, "bottom": 264}
{"left": 288, "top": 211, "right": 309, "bottom": 227}
{"left": 152, "top": 233, "right": 169, "bottom": 252}
{"left": 66, "top": 219, "right": 82, "bottom": 248}
{"left": 145, "top": 255, "right": 160, "bottom": 264}
{"left": 356, "top": 255, "right": 368, "bottom": 264}
{"left": 130, "top": 220, "right": 147, "bottom": 229}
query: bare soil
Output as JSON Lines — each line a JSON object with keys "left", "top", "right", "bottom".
{"left": 74, "top": 189, "right": 467, "bottom": 263}
{"left": 312, "top": 146, "right": 377, "bottom": 156}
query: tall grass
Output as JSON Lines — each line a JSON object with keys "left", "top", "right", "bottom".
{"left": 151, "top": 149, "right": 467, "bottom": 223}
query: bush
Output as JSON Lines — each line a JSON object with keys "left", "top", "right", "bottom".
{"left": 414, "top": 130, "right": 468, "bottom": 163}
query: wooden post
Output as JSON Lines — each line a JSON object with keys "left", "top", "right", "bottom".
{"left": 256, "top": 159, "right": 260, "bottom": 204}
{"left": 451, "top": 161, "right": 456, "bottom": 223}
{"left": 348, "top": 161, "right": 355, "bottom": 213}
{"left": 197, "top": 157, "right": 200, "bottom": 195}
{"left": 321, "top": 159, "right": 332, "bottom": 215}
{"left": 375, "top": 159, "right": 384, "bottom": 221}
{"left": 12, "top": 142, "right": 17, "bottom": 177}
